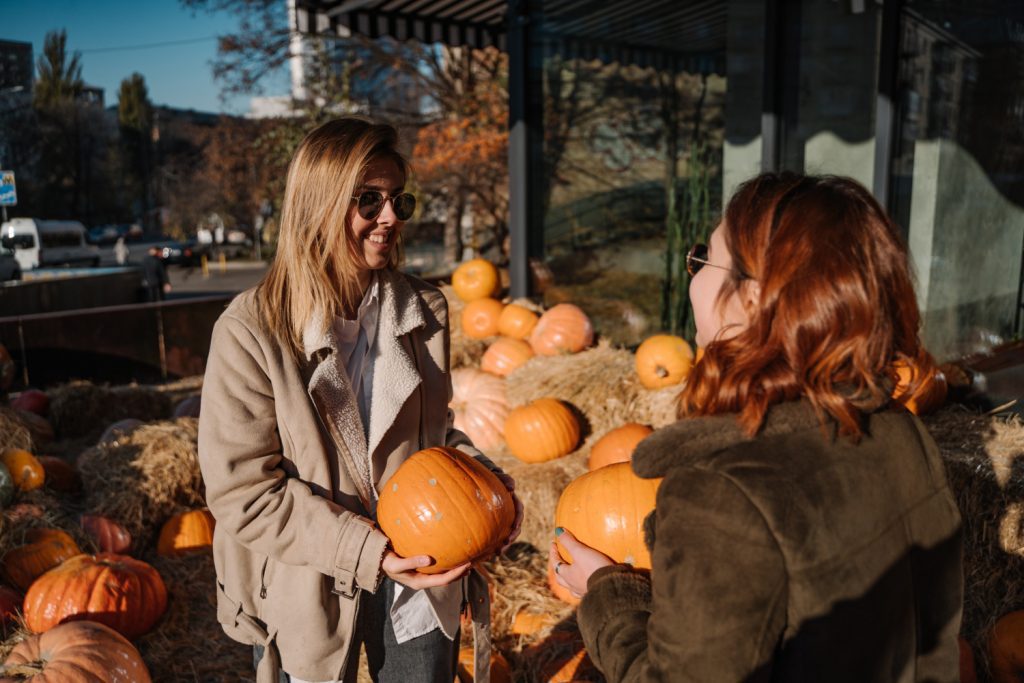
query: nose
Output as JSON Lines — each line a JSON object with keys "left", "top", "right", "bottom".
{"left": 376, "top": 197, "right": 398, "bottom": 226}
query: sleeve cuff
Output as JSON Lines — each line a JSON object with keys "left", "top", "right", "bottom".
{"left": 330, "top": 519, "right": 390, "bottom": 598}
{"left": 580, "top": 564, "right": 652, "bottom": 622}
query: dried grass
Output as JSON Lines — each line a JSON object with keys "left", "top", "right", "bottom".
{"left": 76, "top": 418, "right": 204, "bottom": 548}
{"left": 0, "top": 409, "right": 33, "bottom": 453}
{"left": 0, "top": 488, "right": 89, "bottom": 562}
{"left": 922, "top": 404, "right": 1024, "bottom": 680}
{"left": 48, "top": 381, "right": 172, "bottom": 440}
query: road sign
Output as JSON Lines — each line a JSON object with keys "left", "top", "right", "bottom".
{"left": 0, "top": 171, "right": 16, "bottom": 206}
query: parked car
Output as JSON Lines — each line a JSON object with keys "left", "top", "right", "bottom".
{"left": 0, "top": 246, "right": 21, "bottom": 282}
{"left": 1, "top": 218, "right": 100, "bottom": 269}
{"left": 180, "top": 239, "right": 212, "bottom": 267}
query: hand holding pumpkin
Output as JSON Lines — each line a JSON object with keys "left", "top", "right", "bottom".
{"left": 381, "top": 550, "right": 470, "bottom": 590}
{"left": 548, "top": 527, "right": 613, "bottom": 599}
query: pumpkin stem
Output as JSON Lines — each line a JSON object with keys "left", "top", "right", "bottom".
{"left": 1, "top": 662, "right": 46, "bottom": 677}
{"left": 656, "top": 366, "right": 669, "bottom": 378}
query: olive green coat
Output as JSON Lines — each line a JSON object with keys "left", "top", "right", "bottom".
{"left": 578, "top": 399, "right": 963, "bottom": 682}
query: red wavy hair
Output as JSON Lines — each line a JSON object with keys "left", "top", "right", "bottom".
{"left": 679, "top": 172, "right": 927, "bottom": 437}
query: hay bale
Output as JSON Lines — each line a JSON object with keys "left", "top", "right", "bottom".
{"left": 442, "top": 284, "right": 488, "bottom": 369}
{"left": 137, "top": 552, "right": 253, "bottom": 683}
{"left": 48, "top": 381, "right": 172, "bottom": 440}
{"left": 77, "top": 418, "right": 203, "bottom": 547}
{"left": 0, "top": 488, "right": 92, "bottom": 567}
{"left": 922, "top": 405, "right": 1024, "bottom": 680}
{"left": 0, "top": 408, "right": 33, "bottom": 452}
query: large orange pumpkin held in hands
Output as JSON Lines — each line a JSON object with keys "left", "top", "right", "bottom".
{"left": 377, "top": 447, "right": 514, "bottom": 574}
{"left": 588, "top": 423, "right": 653, "bottom": 470}
{"left": 635, "top": 334, "right": 694, "bottom": 389}
{"left": 529, "top": 304, "right": 593, "bottom": 356}
{"left": 23, "top": 553, "right": 168, "bottom": 639}
{"left": 452, "top": 258, "right": 499, "bottom": 302}
{"left": 497, "top": 303, "right": 539, "bottom": 340}
{"left": 481, "top": 337, "right": 534, "bottom": 377}
{"left": 504, "top": 398, "right": 580, "bottom": 463}
{"left": 461, "top": 298, "right": 504, "bottom": 340}
{"left": 0, "top": 620, "right": 152, "bottom": 683}
{"left": 449, "top": 368, "right": 509, "bottom": 451}
{"left": 555, "top": 462, "right": 661, "bottom": 569}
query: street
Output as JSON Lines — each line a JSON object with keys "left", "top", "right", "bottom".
{"left": 165, "top": 258, "right": 267, "bottom": 300}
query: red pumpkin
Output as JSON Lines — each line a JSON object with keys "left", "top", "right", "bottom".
{"left": 80, "top": 514, "right": 132, "bottom": 555}
{"left": 555, "top": 463, "right": 661, "bottom": 569}
{"left": 10, "top": 390, "right": 48, "bottom": 416}
{"left": 958, "top": 636, "right": 977, "bottom": 683}
{"left": 0, "top": 586, "right": 21, "bottom": 627}
{"left": 529, "top": 304, "right": 594, "bottom": 356}
{"left": 24, "top": 553, "right": 168, "bottom": 639}
{"left": 588, "top": 423, "right": 653, "bottom": 470}
{"left": 157, "top": 509, "right": 215, "bottom": 556}
{"left": 37, "top": 456, "right": 80, "bottom": 493}
{"left": 481, "top": 337, "right": 534, "bottom": 377}
{"left": 504, "top": 398, "right": 580, "bottom": 463}
{"left": 13, "top": 410, "right": 54, "bottom": 447}
{"left": 0, "top": 620, "right": 152, "bottom": 682}
{"left": 449, "top": 368, "right": 509, "bottom": 451}
{"left": 989, "top": 610, "right": 1024, "bottom": 683}
{"left": 377, "top": 447, "right": 515, "bottom": 574}
{"left": 3, "top": 528, "right": 82, "bottom": 591}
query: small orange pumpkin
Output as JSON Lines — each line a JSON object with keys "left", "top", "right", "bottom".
{"left": 504, "top": 398, "right": 580, "bottom": 463}
{"left": 511, "top": 609, "right": 558, "bottom": 635}
{"left": 23, "top": 553, "right": 168, "bottom": 639}
{"left": 588, "top": 423, "right": 653, "bottom": 470}
{"left": 80, "top": 514, "right": 133, "bottom": 555}
{"left": 455, "top": 647, "right": 511, "bottom": 683}
{"left": 0, "top": 620, "right": 152, "bottom": 682}
{"left": 461, "top": 298, "right": 504, "bottom": 340}
{"left": 377, "top": 447, "right": 515, "bottom": 574}
{"left": 529, "top": 304, "right": 593, "bottom": 356}
{"left": 635, "top": 334, "right": 694, "bottom": 389}
{"left": 892, "top": 356, "right": 947, "bottom": 415}
{"left": 157, "top": 509, "right": 216, "bottom": 556}
{"left": 989, "top": 610, "right": 1024, "bottom": 683}
{"left": 0, "top": 448, "right": 44, "bottom": 492}
{"left": 37, "top": 456, "right": 80, "bottom": 493}
{"left": 3, "top": 528, "right": 82, "bottom": 591}
{"left": 497, "top": 303, "right": 539, "bottom": 340}
{"left": 450, "top": 368, "right": 509, "bottom": 451}
{"left": 481, "top": 337, "right": 534, "bottom": 377}
{"left": 452, "top": 258, "right": 499, "bottom": 302}
{"left": 555, "top": 463, "right": 661, "bottom": 569}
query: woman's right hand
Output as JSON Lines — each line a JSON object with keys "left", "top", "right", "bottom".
{"left": 381, "top": 550, "right": 470, "bottom": 590}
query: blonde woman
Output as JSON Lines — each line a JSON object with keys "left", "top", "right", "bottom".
{"left": 198, "top": 118, "right": 522, "bottom": 683}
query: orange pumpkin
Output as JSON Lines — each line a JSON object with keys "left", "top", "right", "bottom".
{"left": 80, "top": 514, "right": 132, "bottom": 555}
{"left": 37, "top": 456, "right": 80, "bottom": 493}
{"left": 497, "top": 303, "right": 539, "bottom": 340}
{"left": 892, "top": 357, "right": 947, "bottom": 415}
{"left": 461, "top": 298, "right": 504, "bottom": 340}
{"left": 959, "top": 636, "right": 977, "bottom": 683}
{"left": 24, "top": 553, "right": 168, "bottom": 639}
{"left": 529, "top": 304, "right": 593, "bottom": 356}
{"left": 635, "top": 334, "right": 694, "bottom": 389}
{"left": 555, "top": 463, "right": 661, "bottom": 569}
{"left": 0, "top": 448, "right": 44, "bottom": 492}
{"left": 0, "top": 620, "right": 152, "bottom": 682}
{"left": 511, "top": 610, "right": 558, "bottom": 635}
{"left": 452, "top": 258, "right": 499, "bottom": 302}
{"left": 481, "top": 337, "right": 534, "bottom": 377}
{"left": 989, "top": 610, "right": 1024, "bottom": 683}
{"left": 3, "top": 528, "right": 82, "bottom": 591}
{"left": 157, "top": 509, "right": 215, "bottom": 556}
{"left": 455, "top": 646, "right": 511, "bottom": 683}
{"left": 522, "top": 631, "right": 598, "bottom": 683}
{"left": 377, "top": 447, "right": 515, "bottom": 575}
{"left": 588, "top": 423, "right": 653, "bottom": 470}
{"left": 504, "top": 398, "right": 580, "bottom": 463}
{"left": 547, "top": 561, "right": 579, "bottom": 606}
{"left": 450, "top": 368, "right": 509, "bottom": 451}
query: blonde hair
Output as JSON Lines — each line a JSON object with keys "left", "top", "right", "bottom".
{"left": 256, "top": 117, "right": 408, "bottom": 357}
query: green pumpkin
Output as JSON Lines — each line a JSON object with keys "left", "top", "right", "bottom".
{"left": 0, "top": 462, "right": 14, "bottom": 508}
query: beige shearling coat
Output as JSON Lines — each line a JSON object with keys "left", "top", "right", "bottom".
{"left": 198, "top": 269, "right": 499, "bottom": 683}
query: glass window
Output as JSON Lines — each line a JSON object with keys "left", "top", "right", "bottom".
{"left": 1, "top": 234, "right": 35, "bottom": 249}
{"left": 41, "top": 231, "right": 84, "bottom": 249}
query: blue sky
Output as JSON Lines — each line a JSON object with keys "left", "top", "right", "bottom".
{"left": 2, "top": 0, "right": 290, "bottom": 114}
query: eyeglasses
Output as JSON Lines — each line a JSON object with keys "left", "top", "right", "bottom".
{"left": 685, "top": 243, "right": 733, "bottom": 277}
{"left": 352, "top": 190, "right": 416, "bottom": 222}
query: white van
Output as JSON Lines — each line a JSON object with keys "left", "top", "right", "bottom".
{"left": 0, "top": 218, "right": 100, "bottom": 270}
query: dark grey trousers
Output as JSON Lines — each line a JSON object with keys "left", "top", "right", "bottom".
{"left": 253, "top": 578, "right": 459, "bottom": 683}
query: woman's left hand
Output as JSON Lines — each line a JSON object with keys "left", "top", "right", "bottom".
{"left": 548, "top": 528, "right": 613, "bottom": 599}
{"left": 494, "top": 471, "right": 524, "bottom": 553}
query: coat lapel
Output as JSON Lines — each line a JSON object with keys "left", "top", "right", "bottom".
{"left": 366, "top": 269, "right": 426, "bottom": 460}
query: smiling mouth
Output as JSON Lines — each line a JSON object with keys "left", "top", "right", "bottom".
{"left": 367, "top": 232, "right": 390, "bottom": 244}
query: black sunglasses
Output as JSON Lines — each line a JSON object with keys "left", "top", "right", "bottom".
{"left": 686, "top": 243, "right": 749, "bottom": 279}
{"left": 352, "top": 190, "right": 416, "bottom": 222}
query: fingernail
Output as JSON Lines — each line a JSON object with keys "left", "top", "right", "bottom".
{"left": 555, "top": 527, "right": 564, "bottom": 536}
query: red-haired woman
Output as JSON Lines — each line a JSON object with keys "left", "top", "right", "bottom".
{"left": 551, "top": 173, "right": 963, "bottom": 682}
